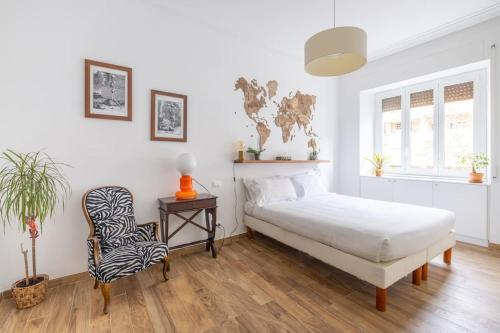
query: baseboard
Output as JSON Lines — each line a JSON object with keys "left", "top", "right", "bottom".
{"left": 455, "top": 234, "right": 488, "bottom": 247}
{"left": 488, "top": 242, "right": 500, "bottom": 250}
{"left": 0, "top": 232, "right": 247, "bottom": 301}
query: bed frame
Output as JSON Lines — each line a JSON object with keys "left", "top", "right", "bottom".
{"left": 244, "top": 214, "right": 455, "bottom": 312}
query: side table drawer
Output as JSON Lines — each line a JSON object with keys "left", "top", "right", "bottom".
{"left": 159, "top": 197, "right": 217, "bottom": 213}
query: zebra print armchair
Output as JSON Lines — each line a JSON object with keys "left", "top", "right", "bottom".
{"left": 82, "top": 186, "right": 169, "bottom": 314}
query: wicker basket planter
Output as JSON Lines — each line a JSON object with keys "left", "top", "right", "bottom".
{"left": 11, "top": 274, "right": 49, "bottom": 309}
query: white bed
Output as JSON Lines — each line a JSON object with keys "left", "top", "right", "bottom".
{"left": 244, "top": 193, "right": 455, "bottom": 262}
{"left": 243, "top": 191, "right": 456, "bottom": 312}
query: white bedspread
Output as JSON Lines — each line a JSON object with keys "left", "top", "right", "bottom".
{"left": 244, "top": 193, "right": 455, "bottom": 262}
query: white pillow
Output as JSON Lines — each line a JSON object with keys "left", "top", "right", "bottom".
{"left": 243, "top": 176, "right": 297, "bottom": 206}
{"left": 290, "top": 172, "right": 326, "bottom": 198}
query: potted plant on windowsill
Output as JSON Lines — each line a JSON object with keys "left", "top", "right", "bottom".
{"left": 365, "top": 153, "right": 391, "bottom": 177}
{"left": 458, "top": 153, "right": 489, "bottom": 183}
{"left": 0, "top": 150, "right": 70, "bottom": 309}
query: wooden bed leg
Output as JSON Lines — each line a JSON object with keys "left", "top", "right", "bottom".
{"left": 422, "top": 263, "right": 428, "bottom": 281}
{"left": 376, "top": 288, "right": 386, "bottom": 312}
{"left": 443, "top": 248, "right": 452, "bottom": 264}
{"left": 246, "top": 227, "right": 254, "bottom": 239}
{"left": 412, "top": 267, "right": 422, "bottom": 286}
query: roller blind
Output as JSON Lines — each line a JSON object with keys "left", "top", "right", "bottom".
{"left": 410, "top": 89, "right": 433, "bottom": 108}
{"left": 444, "top": 81, "right": 473, "bottom": 103}
{"left": 382, "top": 96, "right": 401, "bottom": 112}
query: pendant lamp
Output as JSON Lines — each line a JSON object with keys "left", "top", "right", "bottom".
{"left": 305, "top": 0, "right": 367, "bottom": 76}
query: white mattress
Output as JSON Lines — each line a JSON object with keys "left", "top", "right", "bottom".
{"left": 244, "top": 193, "right": 455, "bottom": 262}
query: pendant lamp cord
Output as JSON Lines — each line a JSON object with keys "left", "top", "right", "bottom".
{"left": 332, "top": 0, "right": 336, "bottom": 28}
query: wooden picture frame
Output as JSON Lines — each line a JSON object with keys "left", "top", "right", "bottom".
{"left": 150, "top": 90, "right": 187, "bottom": 142}
{"left": 85, "top": 59, "right": 132, "bottom": 121}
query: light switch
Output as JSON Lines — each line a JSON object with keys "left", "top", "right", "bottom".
{"left": 212, "top": 180, "right": 222, "bottom": 188}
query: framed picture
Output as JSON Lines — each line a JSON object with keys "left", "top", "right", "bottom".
{"left": 151, "top": 90, "right": 187, "bottom": 142}
{"left": 85, "top": 59, "right": 132, "bottom": 121}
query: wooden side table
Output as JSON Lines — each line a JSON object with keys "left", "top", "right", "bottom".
{"left": 158, "top": 193, "right": 218, "bottom": 258}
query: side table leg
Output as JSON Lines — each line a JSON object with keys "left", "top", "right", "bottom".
{"left": 160, "top": 210, "right": 166, "bottom": 242}
{"left": 205, "top": 209, "right": 211, "bottom": 252}
{"left": 165, "top": 214, "right": 169, "bottom": 246}
{"left": 209, "top": 208, "right": 217, "bottom": 258}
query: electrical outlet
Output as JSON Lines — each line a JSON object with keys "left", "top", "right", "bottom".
{"left": 212, "top": 180, "right": 222, "bottom": 188}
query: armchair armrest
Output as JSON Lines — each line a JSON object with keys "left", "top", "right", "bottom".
{"left": 137, "top": 221, "right": 161, "bottom": 242}
{"left": 86, "top": 236, "right": 102, "bottom": 277}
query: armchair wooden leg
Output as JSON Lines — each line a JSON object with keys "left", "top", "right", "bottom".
{"left": 163, "top": 255, "right": 170, "bottom": 281}
{"left": 100, "top": 283, "right": 111, "bottom": 314}
{"left": 376, "top": 287, "right": 386, "bottom": 312}
{"left": 94, "top": 278, "right": 99, "bottom": 289}
{"left": 443, "top": 248, "right": 452, "bottom": 264}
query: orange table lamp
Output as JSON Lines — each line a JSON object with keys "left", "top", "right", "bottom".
{"left": 175, "top": 153, "right": 198, "bottom": 200}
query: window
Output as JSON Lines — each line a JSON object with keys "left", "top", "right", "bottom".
{"left": 375, "top": 70, "right": 487, "bottom": 178}
{"left": 443, "top": 81, "right": 474, "bottom": 171}
{"left": 381, "top": 96, "right": 402, "bottom": 166}
{"left": 409, "top": 89, "right": 434, "bottom": 170}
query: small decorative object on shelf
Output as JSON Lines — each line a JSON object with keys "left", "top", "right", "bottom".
{"left": 309, "top": 149, "right": 320, "bottom": 160}
{"left": 364, "top": 153, "right": 391, "bottom": 177}
{"left": 235, "top": 140, "right": 246, "bottom": 162}
{"left": 0, "top": 150, "right": 70, "bottom": 309}
{"left": 276, "top": 153, "right": 292, "bottom": 161}
{"left": 247, "top": 147, "right": 265, "bottom": 160}
{"left": 458, "top": 153, "right": 490, "bottom": 183}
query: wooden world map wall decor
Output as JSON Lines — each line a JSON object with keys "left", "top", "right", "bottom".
{"left": 234, "top": 77, "right": 318, "bottom": 152}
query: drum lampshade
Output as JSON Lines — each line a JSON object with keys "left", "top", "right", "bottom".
{"left": 305, "top": 26, "right": 367, "bottom": 76}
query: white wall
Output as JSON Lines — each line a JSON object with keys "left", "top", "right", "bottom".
{"left": 337, "top": 17, "right": 500, "bottom": 243}
{"left": 0, "top": 0, "right": 337, "bottom": 290}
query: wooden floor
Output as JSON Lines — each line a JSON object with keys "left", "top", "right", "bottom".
{"left": 2, "top": 235, "right": 500, "bottom": 333}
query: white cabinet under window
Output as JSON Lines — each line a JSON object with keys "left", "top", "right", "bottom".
{"left": 393, "top": 179, "right": 433, "bottom": 207}
{"left": 432, "top": 182, "right": 487, "bottom": 243}
{"left": 360, "top": 176, "right": 488, "bottom": 246}
{"left": 360, "top": 177, "right": 394, "bottom": 201}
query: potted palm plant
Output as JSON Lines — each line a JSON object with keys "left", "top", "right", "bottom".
{"left": 458, "top": 153, "right": 490, "bottom": 183}
{"left": 365, "top": 153, "right": 391, "bottom": 177}
{"left": 0, "top": 150, "right": 70, "bottom": 309}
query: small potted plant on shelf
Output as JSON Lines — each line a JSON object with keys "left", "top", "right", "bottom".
{"left": 308, "top": 139, "right": 319, "bottom": 160}
{"left": 246, "top": 147, "right": 265, "bottom": 160}
{"left": 309, "top": 149, "right": 320, "bottom": 160}
{"left": 365, "top": 153, "right": 391, "bottom": 177}
{"left": 458, "top": 153, "right": 489, "bottom": 183}
{"left": 0, "top": 150, "right": 70, "bottom": 309}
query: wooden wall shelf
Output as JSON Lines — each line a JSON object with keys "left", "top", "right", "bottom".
{"left": 233, "top": 160, "right": 330, "bottom": 164}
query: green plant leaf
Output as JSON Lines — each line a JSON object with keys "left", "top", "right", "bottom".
{"left": 0, "top": 150, "right": 71, "bottom": 233}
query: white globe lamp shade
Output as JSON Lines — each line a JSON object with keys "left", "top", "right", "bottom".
{"left": 176, "top": 153, "right": 197, "bottom": 175}
{"left": 305, "top": 26, "right": 367, "bottom": 76}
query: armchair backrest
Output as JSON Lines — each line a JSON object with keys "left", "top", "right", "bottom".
{"left": 82, "top": 186, "right": 138, "bottom": 254}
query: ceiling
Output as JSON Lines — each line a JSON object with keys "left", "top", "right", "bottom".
{"left": 147, "top": 0, "right": 500, "bottom": 61}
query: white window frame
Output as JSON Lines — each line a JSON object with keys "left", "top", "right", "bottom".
{"left": 405, "top": 81, "right": 439, "bottom": 176}
{"left": 374, "top": 69, "right": 487, "bottom": 179}
{"left": 374, "top": 88, "right": 404, "bottom": 172}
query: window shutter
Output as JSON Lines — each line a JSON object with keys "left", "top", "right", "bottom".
{"left": 410, "top": 89, "right": 433, "bottom": 108}
{"left": 444, "top": 81, "right": 473, "bottom": 103}
{"left": 382, "top": 96, "right": 401, "bottom": 112}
